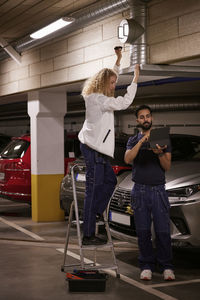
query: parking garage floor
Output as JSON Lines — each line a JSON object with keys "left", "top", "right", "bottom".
{"left": 0, "top": 198, "right": 200, "bottom": 300}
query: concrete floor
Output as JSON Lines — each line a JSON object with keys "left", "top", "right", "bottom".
{"left": 0, "top": 198, "right": 200, "bottom": 300}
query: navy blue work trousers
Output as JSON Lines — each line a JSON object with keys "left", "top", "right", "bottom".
{"left": 131, "top": 183, "right": 173, "bottom": 272}
{"left": 80, "top": 143, "right": 117, "bottom": 237}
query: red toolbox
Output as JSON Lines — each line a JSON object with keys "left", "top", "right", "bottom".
{"left": 66, "top": 270, "right": 107, "bottom": 292}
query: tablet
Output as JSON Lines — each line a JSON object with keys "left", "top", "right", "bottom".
{"left": 149, "top": 127, "right": 170, "bottom": 149}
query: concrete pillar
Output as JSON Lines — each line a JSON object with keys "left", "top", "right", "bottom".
{"left": 28, "top": 91, "right": 67, "bottom": 222}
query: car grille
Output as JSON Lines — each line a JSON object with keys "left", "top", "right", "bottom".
{"left": 109, "top": 187, "right": 131, "bottom": 213}
{"left": 167, "top": 190, "right": 185, "bottom": 197}
{"left": 109, "top": 187, "right": 136, "bottom": 236}
{"left": 109, "top": 188, "right": 191, "bottom": 239}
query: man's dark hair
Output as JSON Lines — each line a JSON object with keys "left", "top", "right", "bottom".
{"left": 135, "top": 105, "right": 152, "bottom": 118}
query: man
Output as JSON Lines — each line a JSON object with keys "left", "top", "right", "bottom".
{"left": 124, "top": 105, "right": 175, "bottom": 281}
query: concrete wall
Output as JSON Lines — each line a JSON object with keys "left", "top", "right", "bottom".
{"left": 1, "top": 110, "right": 199, "bottom": 138}
{"left": 148, "top": 0, "right": 200, "bottom": 63}
{"left": 0, "top": 123, "right": 29, "bottom": 137}
{"left": 120, "top": 110, "right": 200, "bottom": 136}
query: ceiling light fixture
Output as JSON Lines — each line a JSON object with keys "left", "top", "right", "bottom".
{"left": 30, "top": 17, "right": 75, "bottom": 39}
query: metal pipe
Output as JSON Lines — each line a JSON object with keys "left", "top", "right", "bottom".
{"left": 129, "top": 0, "right": 147, "bottom": 65}
{"left": 135, "top": 102, "right": 200, "bottom": 112}
{"left": 120, "top": 102, "right": 200, "bottom": 114}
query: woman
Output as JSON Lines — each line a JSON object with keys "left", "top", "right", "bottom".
{"left": 78, "top": 48, "right": 140, "bottom": 245}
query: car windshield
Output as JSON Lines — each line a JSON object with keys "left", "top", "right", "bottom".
{"left": 0, "top": 139, "right": 30, "bottom": 159}
{"left": 171, "top": 135, "right": 200, "bottom": 161}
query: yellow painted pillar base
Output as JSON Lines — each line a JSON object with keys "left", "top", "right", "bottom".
{"left": 31, "top": 174, "right": 65, "bottom": 222}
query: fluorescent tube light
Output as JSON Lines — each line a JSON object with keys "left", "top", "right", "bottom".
{"left": 30, "top": 17, "right": 74, "bottom": 39}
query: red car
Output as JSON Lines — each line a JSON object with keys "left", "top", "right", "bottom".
{"left": 0, "top": 134, "right": 80, "bottom": 203}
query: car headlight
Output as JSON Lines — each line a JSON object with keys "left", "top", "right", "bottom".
{"left": 167, "top": 184, "right": 200, "bottom": 197}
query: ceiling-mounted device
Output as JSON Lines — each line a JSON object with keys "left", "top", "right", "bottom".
{"left": 118, "top": 18, "right": 144, "bottom": 44}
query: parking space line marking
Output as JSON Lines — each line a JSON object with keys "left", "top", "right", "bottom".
{"left": 119, "top": 274, "right": 178, "bottom": 300}
{"left": 149, "top": 278, "right": 200, "bottom": 288}
{"left": 57, "top": 248, "right": 178, "bottom": 300}
{"left": 0, "top": 217, "right": 44, "bottom": 241}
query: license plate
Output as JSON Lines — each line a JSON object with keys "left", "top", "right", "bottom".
{"left": 109, "top": 211, "right": 130, "bottom": 226}
{"left": 76, "top": 173, "right": 86, "bottom": 182}
{"left": 0, "top": 172, "right": 5, "bottom": 180}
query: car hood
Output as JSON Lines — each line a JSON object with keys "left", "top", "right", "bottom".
{"left": 165, "top": 161, "right": 200, "bottom": 189}
{"left": 118, "top": 161, "right": 200, "bottom": 191}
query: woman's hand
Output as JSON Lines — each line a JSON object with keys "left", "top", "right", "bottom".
{"left": 114, "top": 47, "right": 122, "bottom": 66}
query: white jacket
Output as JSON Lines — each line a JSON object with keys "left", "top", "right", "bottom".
{"left": 78, "top": 66, "right": 137, "bottom": 158}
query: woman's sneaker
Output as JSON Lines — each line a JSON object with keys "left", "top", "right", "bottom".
{"left": 140, "top": 269, "right": 152, "bottom": 280}
{"left": 163, "top": 269, "right": 175, "bottom": 281}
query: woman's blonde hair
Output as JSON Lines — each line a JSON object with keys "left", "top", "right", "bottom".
{"left": 81, "top": 68, "right": 117, "bottom": 97}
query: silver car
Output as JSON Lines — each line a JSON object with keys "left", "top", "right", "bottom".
{"left": 108, "top": 134, "right": 200, "bottom": 248}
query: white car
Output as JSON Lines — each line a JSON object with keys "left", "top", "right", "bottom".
{"left": 108, "top": 134, "right": 200, "bottom": 248}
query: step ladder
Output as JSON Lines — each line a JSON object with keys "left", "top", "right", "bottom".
{"left": 61, "top": 163, "right": 120, "bottom": 277}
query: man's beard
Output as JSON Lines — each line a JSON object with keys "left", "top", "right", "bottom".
{"left": 137, "top": 121, "right": 152, "bottom": 131}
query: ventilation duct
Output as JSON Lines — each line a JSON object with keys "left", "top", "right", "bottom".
{"left": 118, "top": 102, "right": 200, "bottom": 115}
{"left": 135, "top": 102, "right": 200, "bottom": 112}
{"left": 129, "top": 0, "right": 147, "bottom": 65}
